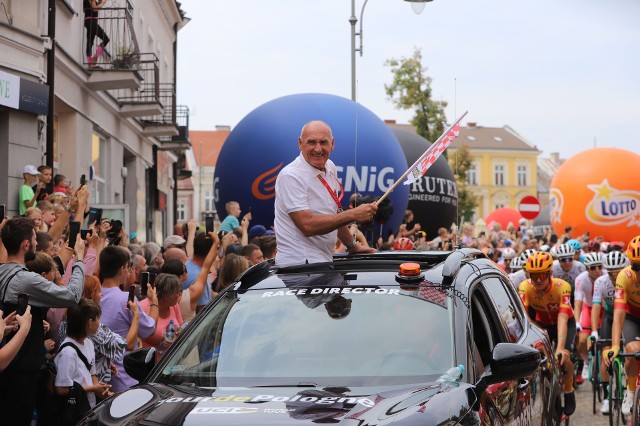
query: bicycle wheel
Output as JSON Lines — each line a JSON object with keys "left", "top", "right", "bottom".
{"left": 592, "top": 356, "right": 599, "bottom": 414}
{"left": 632, "top": 388, "right": 640, "bottom": 426}
{"left": 611, "top": 361, "right": 622, "bottom": 426}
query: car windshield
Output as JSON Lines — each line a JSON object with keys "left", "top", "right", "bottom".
{"left": 156, "top": 272, "right": 454, "bottom": 388}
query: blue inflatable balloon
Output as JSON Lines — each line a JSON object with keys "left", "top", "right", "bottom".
{"left": 214, "top": 93, "right": 409, "bottom": 240}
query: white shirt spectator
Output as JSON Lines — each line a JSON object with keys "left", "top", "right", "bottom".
{"left": 54, "top": 337, "right": 97, "bottom": 407}
{"left": 275, "top": 153, "right": 341, "bottom": 267}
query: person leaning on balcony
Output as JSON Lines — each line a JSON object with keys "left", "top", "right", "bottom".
{"left": 84, "top": 0, "right": 110, "bottom": 67}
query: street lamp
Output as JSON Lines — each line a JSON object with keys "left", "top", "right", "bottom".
{"left": 350, "top": 0, "right": 433, "bottom": 100}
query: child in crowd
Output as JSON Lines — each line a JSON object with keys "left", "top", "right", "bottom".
{"left": 20, "top": 165, "right": 43, "bottom": 215}
{"left": 52, "top": 174, "right": 69, "bottom": 195}
{"left": 25, "top": 207, "right": 47, "bottom": 232}
{"left": 54, "top": 299, "right": 112, "bottom": 412}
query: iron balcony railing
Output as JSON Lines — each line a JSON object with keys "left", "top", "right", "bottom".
{"left": 110, "top": 53, "right": 160, "bottom": 106}
{"left": 82, "top": 2, "right": 140, "bottom": 70}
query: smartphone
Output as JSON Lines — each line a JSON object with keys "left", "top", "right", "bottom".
{"left": 128, "top": 285, "right": 136, "bottom": 304}
{"left": 205, "top": 216, "right": 214, "bottom": 234}
{"left": 140, "top": 272, "right": 150, "bottom": 297}
{"left": 17, "top": 293, "right": 29, "bottom": 316}
{"left": 0, "top": 204, "right": 4, "bottom": 219}
{"left": 80, "top": 174, "right": 86, "bottom": 187}
{"left": 108, "top": 219, "right": 123, "bottom": 239}
{"left": 68, "top": 221, "right": 81, "bottom": 248}
{"left": 87, "top": 207, "right": 103, "bottom": 226}
{"left": 80, "top": 229, "right": 93, "bottom": 240}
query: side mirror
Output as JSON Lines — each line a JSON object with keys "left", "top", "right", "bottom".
{"left": 124, "top": 347, "right": 156, "bottom": 382}
{"left": 476, "top": 343, "right": 540, "bottom": 392}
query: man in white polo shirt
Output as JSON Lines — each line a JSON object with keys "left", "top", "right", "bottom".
{"left": 274, "top": 120, "right": 378, "bottom": 267}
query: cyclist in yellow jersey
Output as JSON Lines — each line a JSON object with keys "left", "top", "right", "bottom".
{"left": 607, "top": 235, "right": 640, "bottom": 415}
{"left": 518, "top": 251, "right": 576, "bottom": 415}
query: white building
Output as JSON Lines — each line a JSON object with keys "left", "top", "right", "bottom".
{"left": 0, "top": 0, "right": 190, "bottom": 243}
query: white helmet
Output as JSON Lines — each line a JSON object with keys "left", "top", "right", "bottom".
{"left": 555, "top": 243, "right": 575, "bottom": 258}
{"left": 502, "top": 247, "right": 517, "bottom": 260}
{"left": 510, "top": 256, "right": 523, "bottom": 271}
{"left": 519, "top": 249, "right": 537, "bottom": 263}
{"left": 549, "top": 245, "right": 558, "bottom": 259}
{"left": 604, "top": 251, "right": 628, "bottom": 270}
{"left": 582, "top": 252, "right": 602, "bottom": 268}
{"left": 539, "top": 244, "right": 551, "bottom": 253}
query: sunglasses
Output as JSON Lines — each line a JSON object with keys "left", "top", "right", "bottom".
{"left": 559, "top": 257, "right": 573, "bottom": 263}
{"left": 530, "top": 272, "right": 550, "bottom": 281}
{"left": 588, "top": 265, "right": 603, "bottom": 271}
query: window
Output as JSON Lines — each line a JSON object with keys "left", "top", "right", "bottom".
{"left": 205, "top": 191, "right": 214, "bottom": 212}
{"left": 494, "top": 164, "right": 505, "bottom": 186}
{"left": 177, "top": 199, "right": 186, "bottom": 221}
{"left": 482, "top": 277, "right": 524, "bottom": 343}
{"left": 467, "top": 163, "right": 477, "bottom": 186}
{"left": 517, "top": 165, "right": 527, "bottom": 187}
{"left": 91, "top": 132, "right": 107, "bottom": 204}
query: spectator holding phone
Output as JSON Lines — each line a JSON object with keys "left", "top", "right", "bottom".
{"left": 140, "top": 273, "right": 183, "bottom": 359}
{"left": 0, "top": 216, "right": 85, "bottom": 425}
{"left": 98, "top": 246, "right": 157, "bottom": 392}
{"left": 33, "top": 165, "right": 54, "bottom": 202}
{"left": 0, "top": 305, "right": 32, "bottom": 372}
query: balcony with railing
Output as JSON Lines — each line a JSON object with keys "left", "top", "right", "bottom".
{"left": 110, "top": 53, "right": 162, "bottom": 117}
{"left": 157, "top": 105, "right": 191, "bottom": 151}
{"left": 83, "top": 4, "right": 143, "bottom": 91}
{"left": 140, "top": 84, "right": 179, "bottom": 137}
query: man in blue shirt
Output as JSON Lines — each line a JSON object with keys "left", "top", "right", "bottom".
{"left": 183, "top": 232, "right": 215, "bottom": 313}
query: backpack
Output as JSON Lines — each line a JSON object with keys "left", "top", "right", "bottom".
{"left": 41, "top": 342, "right": 92, "bottom": 426}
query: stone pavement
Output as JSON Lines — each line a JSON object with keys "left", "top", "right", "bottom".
{"left": 572, "top": 379, "right": 612, "bottom": 425}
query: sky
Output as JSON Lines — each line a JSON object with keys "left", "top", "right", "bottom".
{"left": 176, "top": 0, "right": 640, "bottom": 159}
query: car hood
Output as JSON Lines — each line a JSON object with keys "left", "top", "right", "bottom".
{"left": 81, "top": 381, "right": 477, "bottom": 425}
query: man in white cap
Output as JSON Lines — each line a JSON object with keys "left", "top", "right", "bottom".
{"left": 19, "top": 165, "right": 44, "bottom": 215}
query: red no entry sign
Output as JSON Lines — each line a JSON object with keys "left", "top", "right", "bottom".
{"left": 518, "top": 195, "right": 541, "bottom": 220}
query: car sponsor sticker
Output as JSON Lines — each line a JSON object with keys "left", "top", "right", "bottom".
{"left": 160, "top": 394, "right": 375, "bottom": 408}
{"left": 262, "top": 288, "right": 400, "bottom": 297}
{"left": 190, "top": 407, "right": 257, "bottom": 414}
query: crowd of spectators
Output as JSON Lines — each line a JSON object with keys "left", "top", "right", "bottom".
{"left": 1, "top": 164, "right": 622, "bottom": 424}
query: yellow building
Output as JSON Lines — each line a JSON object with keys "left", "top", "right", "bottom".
{"left": 447, "top": 123, "right": 541, "bottom": 220}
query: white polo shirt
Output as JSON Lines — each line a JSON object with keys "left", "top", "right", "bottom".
{"left": 275, "top": 153, "right": 342, "bottom": 267}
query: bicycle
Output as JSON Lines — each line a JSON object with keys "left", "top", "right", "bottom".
{"left": 589, "top": 337, "right": 613, "bottom": 414}
{"left": 607, "top": 348, "right": 634, "bottom": 426}
{"left": 614, "top": 351, "right": 640, "bottom": 426}
{"left": 557, "top": 352, "right": 571, "bottom": 426}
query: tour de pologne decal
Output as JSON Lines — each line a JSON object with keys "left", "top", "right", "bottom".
{"left": 585, "top": 180, "right": 640, "bottom": 227}
{"left": 159, "top": 394, "right": 376, "bottom": 408}
{"left": 549, "top": 187, "right": 564, "bottom": 224}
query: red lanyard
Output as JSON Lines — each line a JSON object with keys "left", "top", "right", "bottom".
{"left": 317, "top": 173, "right": 344, "bottom": 211}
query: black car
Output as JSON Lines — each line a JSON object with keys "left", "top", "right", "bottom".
{"left": 81, "top": 249, "right": 564, "bottom": 425}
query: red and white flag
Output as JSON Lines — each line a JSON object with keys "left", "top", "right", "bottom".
{"left": 403, "top": 112, "right": 466, "bottom": 185}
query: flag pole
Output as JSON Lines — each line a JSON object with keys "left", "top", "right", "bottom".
{"left": 374, "top": 111, "right": 468, "bottom": 207}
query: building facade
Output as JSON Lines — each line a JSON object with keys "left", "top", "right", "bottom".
{"left": 177, "top": 127, "right": 230, "bottom": 224}
{"left": 447, "top": 123, "right": 541, "bottom": 220}
{"left": 0, "top": 0, "right": 190, "bottom": 243}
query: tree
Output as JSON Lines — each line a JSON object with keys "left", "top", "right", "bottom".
{"left": 385, "top": 48, "right": 447, "bottom": 144}
{"left": 385, "top": 48, "right": 478, "bottom": 222}
{"left": 451, "top": 144, "right": 478, "bottom": 224}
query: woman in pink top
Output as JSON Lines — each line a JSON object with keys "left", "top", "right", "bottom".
{"left": 140, "top": 273, "right": 183, "bottom": 355}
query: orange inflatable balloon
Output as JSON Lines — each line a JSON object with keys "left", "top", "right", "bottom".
{"left": 485, "top": 207, "right": 524, "bottom": 231}
{"left": 550, "top": 148, "right": 640, "bottom": 244}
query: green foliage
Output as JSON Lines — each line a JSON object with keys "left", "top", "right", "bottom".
{"left": 384, "top": 48, "right": 448, "bottom": 144}
{"left": 451, "top": 145, "right": 478, "bottom": 223}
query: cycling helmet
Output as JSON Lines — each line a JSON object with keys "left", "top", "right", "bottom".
{"left": 567, "top": 239, "right": 582, "bottom": 252}
{"left": 502, "top": 247, "right": 517, "bottom": 260}
{"left": 393, "top": 237, "right": 414, "bottom": 251}
{"left": 539, "top": 244, "right": 551, "bottom": 253}
{"left": 627, "top": 236, "right": 640, "bottom": 263}
{"left": 555, "top": 243, "right": 575, "bottom": 258}
{"left": 519, "top": 248, "right": 537, "bottom": 264}
{"left": 510, "top": 256, "right": 522, "bottom": 271}
{"left": 604, "top": 251, "right": 628, "bottom": 270}
{"left": 549, "top": 245, "right": 558, "bottom": 259}
{"left": 526, "top": 252, "right": 554, "bottom": 273}
{"left": 582, "top": 252, "right": 602, "bottom": 268}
